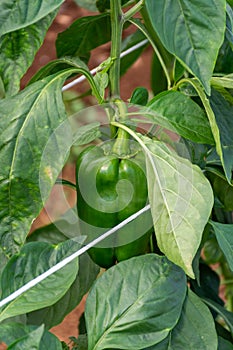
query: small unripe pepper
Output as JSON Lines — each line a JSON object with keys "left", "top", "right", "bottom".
{"left": 76, "top": 130, "right": 153, "bottom": 268}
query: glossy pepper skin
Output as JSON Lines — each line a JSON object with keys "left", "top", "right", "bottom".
{"left": 76, "top": 141, "right": 153, "bottom": 268}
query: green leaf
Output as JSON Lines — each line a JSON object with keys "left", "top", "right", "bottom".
{"left": 144, "top": 0, "right": 226, "bottom": 94}
{"left": 26, "top": 212, "right": 97, "bottom": 329}
{"left": 209, "top": 221, "right": 233, "bottom": 272}
{"left": 209, "top": 88, "right": 233, "bottom": 183}
{"left": 218, "top": 336, "right": 233, "bottom": 350}
{"left": 168, "top": 290, "right": 218, "bottom": 350}
{"left": 70, "top": 334, "right": 88, "bottom": 350}
{"left": 203, "top": 298, "right": 233, "bottom": 336}
{"left": 28, "top": 56, "right": 89, "bottom": 84}
{"left": 179, "top": 79, "right": 232, "bottom": 183}
{"left": 189, "top": 262, "right": 224, "bottom": 309}
{"left": 0, "top": 323, "right": 62, "bottom": 350}
{"left": 96, "top": 0, "right": 130, "bottom": 12}
{"left": 27, "top": 251, "right": 99, "bottom": 329}
{"left": 0, "top": 68, "right": 90, "bottom": 257}
{"left": 93, "top": 57, "right": 114, "bottom": 100}
{"left": 8, "top": 325, "right": 44, "bottom": 350}
{"left": 146, "top": 90, "right": 214, "bottom": 145}
{"left": 130, "top": 87, "right": 149, "bottom": 106}
{"left": 0, "top": 0, "right": 64, "bottom": 37}
{"left": 73, "top": 0, "right": 98, "bottom": 11}
{"left": 56, "top": 14, "right": 111, "bottom": 60}
{"left": 120, "top": 30, "right": 148, "bottom": 76}
{"left": 143, "top": 137, "right": 214, "bottom": 278}
{"left": 211, "top": 74, "right": 233, "bottom": 90}
{"left": 150, "top": 52, "right": 168, "bottom": 96}
{"left": 85, "top": 254, "right": 186, "bottom": 350}
{"left": 0, "top": 239, "right": 81, "bottom": 322}
{"left": 0, "top": 11, "right": 57, "bottom": 96}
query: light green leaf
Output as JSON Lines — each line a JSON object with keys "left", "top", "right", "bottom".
{"left": 144, "top": 0, "right": 226, "bottom": 94}
{"left": 209, "top": 221, "right": 233, "bottom": 272}
{"left": 0, "top": 0, "right": 64, "bottom": 37}
{"left": 146, "top": 90, "right": 214, "bottom": 145}
{"left": 93, "top": 58, "right": 114, "bottom": 100}
{"left": 143, "top": 137, "right": 213, "bottom": 278}
{"left": 211, "top": 74, "right": 233, "bottom": 90}
{"left": 85, "top": 254, "right": 186, "bottom": 350}
{"left": 0, "top": 11, "right": 57, "bottom": 96}
{"left": 0, "top": 323, "right": 62, "bottom": 350}
{"left": 0, "top": 239, "right": 81, "bottom": 322}
{"left": 0, "top": 67, "right": 93, "bottom": 257}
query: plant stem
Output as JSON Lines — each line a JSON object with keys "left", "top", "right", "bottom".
{"left": 109, "top": 0, "right": 124, "bottom": 99}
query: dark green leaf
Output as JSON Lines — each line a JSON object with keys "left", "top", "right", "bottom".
{"left": 169, "top": 290, "right": 218, "bottom": 350}
{"left": 226, "top": 4, "right": 233, "bottom": 46}
{"left": 27, "top": 251, "right": 99, "bottom": 329}
{"left": 7, "top": 325, "right": 44, "bottom": 350}
{"left": 150, "top": 52, "right": 168, "bottom": 96}
{"left": 147, "top": 290, "right": 219, "bottom": 349}
{"left": 173, "top": 59, "right": 185, "bottom": 83}
{"left": 71, "top": 334, "right": 88, "bottom": 350}
{"left": 56, "top": 14, "right": 111, "bottom": 60}
{"left": 96, "top": 0, "right": 130, "bottom": 12}
{"left": 209, "top": 88, "right": 233, "bottom": 182}
{"left": 0, "top": 11, "right": 57, "bottom": 96}
{"left": 120, "top": 30, "right": 148, "bottom": 76}
{"left": 204, "top": 236, "right": 224, "bottom": 265}
{"left": 209, "top": 221, "right": 233, "bottom": 272}
{"left": 0, "top": 0, "right": 64, "bottom": 36}
{"left": 73, "top": 0, "right": 98, "bottom": 11}
{"left": 190, "top": 262, "right": 224, "bottom": 312}
{"left": 181, "top": 138, "right": 210, "bottom": 168}
{"left": 218, "top": 336, "right": 233, "bottom": 350}
{"left": 146, "top": 90, "right": 214, "bottom": 145}
{"left": 130, "top": 87, "right": 149, "bottom": 106}
{"left": 0, "top": 239, "right": 81, "bottom": 322}
{"left": 203, "top": 298, "right": 233, "bottom": 336}
{"left": 144, "top": 0, "right": 225, "bottom": 94}
{"left": 85, "top": 254, "right": 186, "bottom": 349}
{"left": 0, "top": 322, "right": 62, "bottom": 350}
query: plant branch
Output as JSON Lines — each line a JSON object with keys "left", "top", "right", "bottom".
{"left": 124, "top": 0, "right": 144, "bottom": 21}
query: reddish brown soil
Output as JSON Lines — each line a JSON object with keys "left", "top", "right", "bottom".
{"left": 0, "top": 1, "right": 153, "bottom": 348}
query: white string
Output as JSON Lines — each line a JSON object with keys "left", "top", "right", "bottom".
{"left": 0, "top": 204, "right": 150, "bottom": 308}
{"left": 62, "top": 39, "right": 148, "bottom": 91}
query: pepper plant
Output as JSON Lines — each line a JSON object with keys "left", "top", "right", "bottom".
{"left": 0, "top": 0, "right": 233, "bottom": 349}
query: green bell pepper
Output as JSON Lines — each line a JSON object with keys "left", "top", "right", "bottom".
{"left": 76, "top": 136, "right": 153, "bottom": 268}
